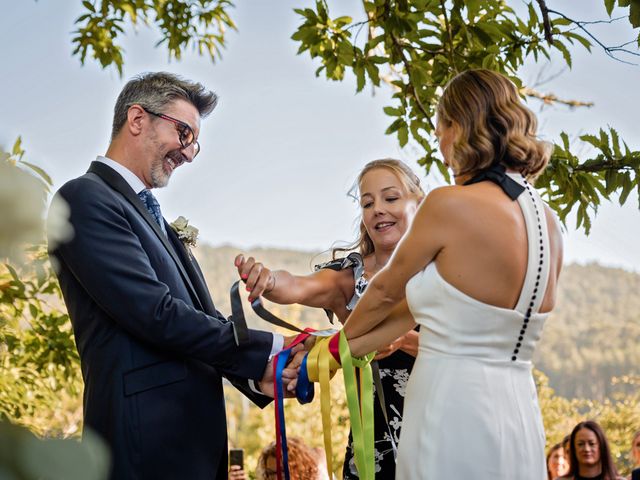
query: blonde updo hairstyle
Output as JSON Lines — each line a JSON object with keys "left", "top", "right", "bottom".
{"left": 333, "top": 158, "right": 425, "bottom": 259}
{"left": 437, "top": 69, "right": 552, "bottom": 181}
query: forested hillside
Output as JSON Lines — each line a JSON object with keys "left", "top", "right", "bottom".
{"left": 194, "top": 245, "right": 640, "bottom": 400}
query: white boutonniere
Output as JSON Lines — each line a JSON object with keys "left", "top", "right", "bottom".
{"left": 170, "top": 216, "right": 199, "bottom": 248}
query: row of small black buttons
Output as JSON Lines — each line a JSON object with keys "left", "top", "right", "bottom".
{"left": 512, "top": 181, "right": 543, "bottom": 362}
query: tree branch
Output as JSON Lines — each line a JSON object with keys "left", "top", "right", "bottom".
{"left": 521, "top": 87, "right": 594, "bottom": 108}
{"left": 439, "top": 0, "right": 458, "bottom": 74}
{"left": 548, "top": 9, "right": 640, "bottom": 64}
{"left": 573, "top": 162, "right": 636, "bottom": 174}
{"left": 389, "top": 34, "right": 435, "bottom": 129}
{"left": 535, "top": 0, "right": 554, "bottom": 45}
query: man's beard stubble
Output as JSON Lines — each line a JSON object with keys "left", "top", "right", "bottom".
{"left": 149, "top": 154, "right": 171, "bottom": 189}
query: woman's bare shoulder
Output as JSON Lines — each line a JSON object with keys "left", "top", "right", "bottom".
{"left": 418, "top": 184, "right": 496, "bottom": 226}
{"left": 419, "top": 185, "right": 472, "bottom": 216}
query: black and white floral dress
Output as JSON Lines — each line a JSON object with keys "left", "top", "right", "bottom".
{"left": 315, "top": 253, "right": 416, "bottom": 479}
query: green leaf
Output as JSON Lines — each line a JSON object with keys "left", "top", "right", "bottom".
{"left": 580, "top": 134, "right": 601, "bottom": 149}
{"left": 605, "top": 0, "right": 616, "bottom": 16}
{"left": 385, "top": 118, "right": 404, "bottom": 135}
{"left": 354, "top": 64, "right": 366, "bottom": 92}
{"left": 398, "top": 125, "right": 409, "bottom": 147}
{"left": 333, "top": 16, "right": 353, "bottom": 28}
{"left": 563, "top": 32, "right": 592, "bottom": 52}
{"left": 605, "top": 168, "right": 618, "bottom": 194}
{"left": 5, "top": 263, "right": 21, "bottom": 283}
{"left": 554, "top": 41, "right": 572, "bottom": 68}
{"left": 630, "top": 0, "right": 640, "bottom": 27}
{"left": 82, "top": 1, "right": 96, "bottom": 14}
{"left": 11, "top": 136, "right": 23, "bottom": 156}
{"left": 383, "top": 106, "right": 403, "bottom": 116}
{"left": 609, "top": 127, "right": 622, "bottom": 157}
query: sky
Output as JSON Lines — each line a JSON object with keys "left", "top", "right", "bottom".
{"left": 1, "top": 1, "right": 639, "bottom": 272}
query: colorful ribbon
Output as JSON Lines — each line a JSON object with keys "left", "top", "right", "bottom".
{"left": 301, "top": 331, "right": 375, "bottom": 480}
{"left": 339, "top": 331, "right": 376, "bottom": 480}
{"left": 273, "top": 329, "right": 315, "bottom": 480}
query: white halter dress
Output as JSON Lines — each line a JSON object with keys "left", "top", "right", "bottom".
{"left": 398, "top": 173, "right": 551, "bottom": 479}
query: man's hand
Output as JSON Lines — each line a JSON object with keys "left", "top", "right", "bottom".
{"left": 285, "top": 349, "right": 308, "bottom": 393}
{"left": 258, "top": 344, "right": 304, "bottom": 398}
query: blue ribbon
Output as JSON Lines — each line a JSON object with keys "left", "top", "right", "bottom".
{"left": 295, "top": 353, "right": 314, "bottom": 404}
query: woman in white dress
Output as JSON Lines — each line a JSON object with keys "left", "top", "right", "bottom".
{"left": 342, "top": 69, "right": 564, "bottom": 479}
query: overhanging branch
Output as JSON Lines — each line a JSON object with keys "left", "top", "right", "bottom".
{"left": 522, "top": 87, "right": 594, "bottom": 108}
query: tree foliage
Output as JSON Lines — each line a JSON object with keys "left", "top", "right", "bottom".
{"left": 67, "top": 0, "right": 640, "bottom": 233}
{"left": 0, "top": 144, "right": 107, "bottom": 479}
{"left": 73, "top": 0, "right": 236, "bottom": 74}
{"left": 289, "top": 0, "right": 640, "bottom": 232}
{"left": 0, "top": 247, "right": 82, "bottom": 437}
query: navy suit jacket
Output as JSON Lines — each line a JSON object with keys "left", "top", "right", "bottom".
{"left": 49, "top": 161, "right": 273, "bottom": 479}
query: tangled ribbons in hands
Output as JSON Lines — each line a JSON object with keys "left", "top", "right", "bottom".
{"left": 228, "top": 281, "right": 376, "bottom": 480}
{"left": 303, "top": 332, "right": 376, "bottom": 480}
{"left": 272, "top": 329, "right": 317, "bottom": 480}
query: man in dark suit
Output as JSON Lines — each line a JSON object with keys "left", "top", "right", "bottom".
{"left": 49, "top": 72, "right": 295, "bottom": 479}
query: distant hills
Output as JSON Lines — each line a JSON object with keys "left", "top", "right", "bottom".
{"left": 194, "top": 244, "right": 640, "bottom": 400}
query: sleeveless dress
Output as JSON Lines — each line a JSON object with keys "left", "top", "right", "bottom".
{"left": 315, "top": 254, "right": 415, "bottom": 479}
{"left": 398, "top": 172, "right": 551, "bottom": 479}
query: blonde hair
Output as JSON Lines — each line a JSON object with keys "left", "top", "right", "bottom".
{"left": 255, "top": 437, "right": 321, "bottom": 480}
{"left": 333, "top": 159, "right": 425, "bottom": 259}
{"left": 437, "top": 69, "right": 552, "bottom": 181}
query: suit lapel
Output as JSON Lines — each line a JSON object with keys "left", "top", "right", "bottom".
{"left": 166, "top": 226, "right": 217, "bottom": 316}
{"left": 87, "top": 161, "right": 205, "bottom": 312}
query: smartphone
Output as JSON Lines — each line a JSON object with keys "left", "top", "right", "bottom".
{"left": 229, "top": 448, "right": 244, "bottom": 469}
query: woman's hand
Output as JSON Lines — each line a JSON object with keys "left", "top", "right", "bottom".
{"left": 373, "top": 337, "right": 403, "bottom": 361}
{"left": 374, "top": 330, "right": 419, "bottom": 360}
{"left": 235, "top": 254, "right": 275, "bottom": 302}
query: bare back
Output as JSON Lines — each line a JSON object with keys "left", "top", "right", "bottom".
{"left": 434, "top": 181, "right": 563, "bottom": 313}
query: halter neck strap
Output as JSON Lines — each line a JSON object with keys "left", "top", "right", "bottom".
{"left": 463, "top": 163, "right": 525, "bottom": 200}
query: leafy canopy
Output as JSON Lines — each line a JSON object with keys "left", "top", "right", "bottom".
{"left": 65, "top": 1, "right": 640, "bottom": 232}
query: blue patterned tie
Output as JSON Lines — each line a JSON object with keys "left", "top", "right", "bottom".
{"left": 138, "top": 189, "right": 167, "bottom": 236}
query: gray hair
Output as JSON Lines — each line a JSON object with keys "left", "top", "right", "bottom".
{"left": 111, "top": 72, "right": 218, "bottom": 139}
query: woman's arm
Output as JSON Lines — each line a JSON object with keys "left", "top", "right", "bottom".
{"left": 348, "top": 299, "right": 417, "bottom": 358}
{"left": 234, "top": 254, "right": 352, "bottom": 315}
{"left": 374, "top": 330, "right": 420, "bottom": 360}
{"left": 343, "top": 187, "right": 455, "bottom": 339}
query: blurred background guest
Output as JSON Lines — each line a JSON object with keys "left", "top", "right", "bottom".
{"left": 563, "top": 435, "right": 572, "bottom": 472}
{"left": 255, "top": 437, "right": 330, "bottom": 480}
{"left": 559, "top": 420, "right": 624, "bottom": 480}
{"left": 631, "top": 431, "right": 640, "bottom": 471}
{"left": 628, "top": 430, "right": 640, "bottom": 480}
{"left": 548, "top": 442, "right": 569, "bottom": 479}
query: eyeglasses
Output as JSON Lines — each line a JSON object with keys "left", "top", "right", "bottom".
{"left": 142, "top": 107, "right": 200, "bottom": 157}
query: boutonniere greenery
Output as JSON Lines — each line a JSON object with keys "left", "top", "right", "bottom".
{"left": 170, "top": 216, "right": 199, "bottom": 248}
